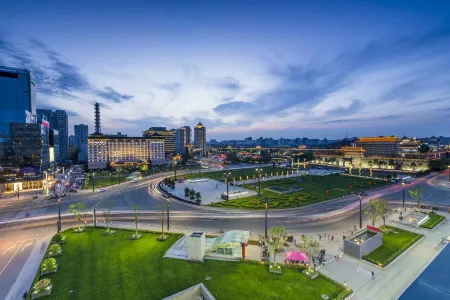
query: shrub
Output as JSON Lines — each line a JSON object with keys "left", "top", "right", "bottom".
{"left": 40, "top": 258, "right": 57, "bottom": 271}
{"left": 33, "top": 278, "right": 51, "bottom": 293}
{"left": 53, "top": 233, "right": 66, "bottom": 243}
{"left": 48, "top": 244, "right": 62, "bottom": 254}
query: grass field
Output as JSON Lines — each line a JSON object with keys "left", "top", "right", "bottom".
{"left": 31, "top": 228, "right": 349, "bottom": 300}
{"left": 363, "top": 226, "right": 421, "bottom": 267}
{"left": 82, "top": 171, "right": 132, "bottom": 190}
{"left": 207, "top": 174, "right": 389, "bottom": 209}
{"left": 420, "top": 213, "right": 446, "bottom": 229}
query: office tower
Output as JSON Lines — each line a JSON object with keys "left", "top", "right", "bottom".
{"left": 143, "top": 127, "right": 175, "bottom": 156}
{"left": 50, "top": 129, "right": 60, "bottom": 163}
{"left": 94, "top": 102, "right": 101, "bottom": 134}
{"left": 74, "top": 124, "right": 89, "bottom": 162}
{"left": 0, "top": 66, "right": 36, "bottom": 135}
{"left": 175, "top": 126, "right": 192, "bottom": 155}
{"left": 54, "top": 110, "right": 68, "bottom": 161}
{"left": 194, "top": 122, "right": 206, "bottom": 154}
{"left": 36, "top": 109, "right": 55, "bottom": 129}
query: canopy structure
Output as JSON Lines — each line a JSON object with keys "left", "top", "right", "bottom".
{"left": 206, "top": 230, "right": 249, "bottom": 257}
{"left": 286, "top": 251, "right": 308, "bottom": 262}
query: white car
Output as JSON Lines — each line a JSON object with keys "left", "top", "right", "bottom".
{"left": 97, "top": 188, "right": 106, "bottom": 192}
{"left": 132, "top": 178, "right": 139, "bottom": 183}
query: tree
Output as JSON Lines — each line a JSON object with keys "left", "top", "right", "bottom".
{"left": 409, "top": 187, "right": 424, "bottom": 209}
{"left": 376, "top": 201, "right": 389, "bottom": 226}
{"left": 184, "top": 187, "right": 190, "bottom": 197}
{"left": 419, "top": 144, "right": 430, "bottom": 153}
{"left": 388, "top": 159, "right": 395, "bottom": 170}
{"left": 268, "top": 226, "right": 287, "bottom": 267}
{"left": 297, "top": 235, "right": 320, "bottom": 271}
{"left": 195, "top": 192, "right": 202, "bottom": 204}
{"left": 131, "top": 204, "right": 143, "bottom": 238}
{"left": 373, "top": 158, "right": 379, "bottom": 168}
{"left": 68, "top": 203, "right": 87, "bottom": 230}
{"left": 364, "top": 199, "right": 381, "bottom": 226}
{"left": 189, "top": 189, "right": 196, "bottom": 200}
{"left": 102, "top": 208, "right": 112, "bottom": 233}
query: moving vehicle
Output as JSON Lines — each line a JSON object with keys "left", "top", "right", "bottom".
{"left": 97, "top": 188, "right": 106, "bottom": 192}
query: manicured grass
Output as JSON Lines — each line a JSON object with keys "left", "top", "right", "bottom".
{"left": 207, "top": 174, "right": 389, "bottom": 209}
{"left": 420, "top": 213, "right": 446, "bottom": 229}
{"left": 33, "top": 228, "right": 347, "bottom": 300}
{"left": 363, "top": 226, "right": 421, "bottom": 267}
{"left": 82, "top": 171, "right": 134, "bottom": 190}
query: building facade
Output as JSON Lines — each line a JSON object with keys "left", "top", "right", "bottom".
{"left": 74, "top": 124, "right": 89, "bottom": 162}
{"left": 143, "top": 127, "right": 175, "bottom": 156}
{"left": 54, "top": 110, "right": 68, "bottom": 161}
{"left": 355, "top": 136, "right": 399, "bottom": 157}
{"left": 87, "top": 135, "right": 165, "bottom": 170}
{"left": 194, "top": 122, "right": 206, "bottom": 154}
{"left": 175, "top": 126, "right": 192, "bottom": 155}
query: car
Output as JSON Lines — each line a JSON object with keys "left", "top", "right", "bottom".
{"left": 69, "top": 189, "right": 77, "bottom": 193}
{"left": 60, "top": 193, "right": 67, "bottom": 197}
{"left": 97, "top": 188, "right": 106, "bottom": 192}
{"left": 132, "top": 178, "right": 139, "bottom": 183}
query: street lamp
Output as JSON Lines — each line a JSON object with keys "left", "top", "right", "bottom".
{"left": 57, "top": 197, "right": 61, "bottom": 232}
{"left": 167, "top": 203, "right": 170, "bottom": 231}
{"left": 91, "top": 173, "right": 95, "bottom": 192}
{"left": 223, "top": 172, "right": 231, "bottom": 201}
{"left": 43, "top": 171, "right": 49, "bottom": 195}
{"left": 255, "top": 168, "right": 262, "bottom": 196}
{"left": 172, "top": 160, "right": 177, "bottom": 180}
{"left": 260, "top": 197, "right": 273, "bottom": 239}
{"left": 402, "top": 182, "right": 406, "bottom": 210}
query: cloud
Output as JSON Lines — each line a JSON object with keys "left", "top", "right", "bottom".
{"left": 326, "top": 99, "right": 364, "bottom": 116}
{"left": 158, "top": 82, "right": 182, "bottom": 92}
{"left": 213, "top": 101, "right": 255, "bottom": 115}
{"left": 96, "top": 86, "right": 134, "bottom": 103}
{"left": 217, "top": 76, "right": 240, "bottom": 91}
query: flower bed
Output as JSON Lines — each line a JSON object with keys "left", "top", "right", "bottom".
{"left": 40, "top": 258, "right": 58, "bottom": 276}
{"left": 269, "top": 263, "right": 282, "bottom": 274}
{"left": 102, "top": 230, "right": 116, "bottom": 236}
{"left": 46, "top": 244, "right": 63, "bottom": 258}
{"left": 129, "top": 233, "right": 143, "bottom": 240}
{"left": 31, "top": 279, "right": 52, "bottom": 299}
{"left": 420, "top": 213, "right": 445, "bottom": 229}
{"left": 52, "top": 233, "right": 66, "bottom": 244}
{"left": 302, "top": 268, "right": 318, "bottom": 279}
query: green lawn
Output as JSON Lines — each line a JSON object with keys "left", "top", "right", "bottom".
{"left": 82, "top": 171, "right": 136, "bottom": 190}
{"left": 421, "top": 213, "right": 446, "bottom": 229}
{"left": 363, "top": 226, "right": 421, "bottom": 267}
{"left": 207, "top": 174, "right": 389, "bottom": 209}
{"left": 30, "top": 228, "right": 349, "bottom": 300}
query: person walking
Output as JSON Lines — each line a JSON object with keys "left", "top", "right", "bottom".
{"left": 371, "top": 271, "right": 375, "bottom": 280}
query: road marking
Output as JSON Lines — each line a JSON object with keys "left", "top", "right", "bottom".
{"left": 2, "top": 244, "right": 16, "bottom": 255}
{"left": 22, "top": 241, "right": 33, "bottom": 251}
{"left": 0, "top": 240, "right": 24, "bottom": 276}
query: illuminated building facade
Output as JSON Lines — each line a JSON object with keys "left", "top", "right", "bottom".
{"left": 355, "top": 136, "right": 399, "bottom": 157}
{"left": 143, "top": 127, "right": 175, "bottom": 156}
{"left": 87, "top": 135, "right": 165, "bottom": 170}
{"left": 194, "top": 122, "right": 206, "bottom": 155}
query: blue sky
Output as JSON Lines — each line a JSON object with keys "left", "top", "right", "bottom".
{"left": 1, "top": 0, "right": 450, "bottom": 139}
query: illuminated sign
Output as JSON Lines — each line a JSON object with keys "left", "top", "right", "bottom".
{"left": 49, "top": 147, "right": 55, "bottom": 163}
{"left": 25, "top": 110, "right": 37, "bottom": 123}
{"left": 42, "top": 120, "right": 50, "bottom": 128}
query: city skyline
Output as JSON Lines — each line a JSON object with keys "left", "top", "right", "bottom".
{"left": 1, "top": 1, "right": 450, "bottom": 139}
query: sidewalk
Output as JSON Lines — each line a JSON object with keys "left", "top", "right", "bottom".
{"left": 317, "top": 208, "right": 450, "bottom": 300}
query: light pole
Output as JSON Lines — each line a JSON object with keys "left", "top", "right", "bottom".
{"left": 167, "top": 203, "right": 170, "bottom": 231}
{"left": 173, "top": 160, "right": 177, "bottom": 180}
{"left": 223, "top": 172, "right": 231, "bottom": 201}
{"left": 43, "top": 171, "right": 49, "bottom": 195}
{"left": 255, "top": 168, "right": 262, "bottom": 196}
{"left": 118, "top": 169, "right": 121, "bottom": 185}
{"left": 91, "top": 174, "right": 95, "bottom": 192}
{"left": 260, "top": 197, "right": 273, "bottom": 239}
{"left": 402, "top": 182, "right": 406, "bottom": 210}
{"left": 57, "top": 197, "right": 61, "bottom": 232}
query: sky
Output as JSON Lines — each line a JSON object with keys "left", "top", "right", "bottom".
{"left": 1, "top": 0, "right": 450, "bottom": 140}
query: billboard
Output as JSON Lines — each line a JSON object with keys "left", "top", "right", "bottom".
{"left": 25, "top": 110, "right": 37, "bottom": 124}
{"left": 42, "top": 120, "right": 50, "bottom": 128}
{"left": 49, "top": 147, "right": 55, "bottom": 163}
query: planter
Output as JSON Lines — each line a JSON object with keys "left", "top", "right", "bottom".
{"left": 32, "top": 285, "right": 52, "bottom": 299}
{"left": 157, "top": 234, "right": 169, "bottom": 241}
{"left": 302, "top": 269, "right": 318, "bottom": 279}
{"left": 40, "top": 264, "right": 58, "bottom": 276}
{"left": 52, "top": 239, "right": 66, "bottom": 245}
{"left": 269, "top": 264, "right": 282, "bottom": 274}
{"left": 129, "top": 233, "right": 143, "bottom": 240}
{"left": 73, "top": 227, "right": 85, "bottom": 233}
{"left": 46, "top": 250, "right": 62, "bottom": 258}
{"left": 102, "top": 230, "right": 116, "bottom": 236}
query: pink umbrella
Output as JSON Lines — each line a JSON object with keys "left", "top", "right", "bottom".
{"left": 286, "top": 251, "right": 308, "bottom": 262}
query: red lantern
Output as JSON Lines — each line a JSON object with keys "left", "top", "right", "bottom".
{"left": 325, "top": 190, "right": 328, "bottom": 194}
{"left": 253, "top": 199, "right": 257, "bottom": 203}
{"left": 349, "top": 185, "right": 352, "bottom": 189}
{"left": 297, "top": 196, "right": 301, "bottom": 200}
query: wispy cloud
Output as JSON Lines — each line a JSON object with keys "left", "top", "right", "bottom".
{"left": 96, "top": 86, "right": 134, "bottom": 103}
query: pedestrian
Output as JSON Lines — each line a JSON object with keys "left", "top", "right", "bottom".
{"left": 319, "top": 234, "right": 321, "bottom": 240}
{"left": 371, "top": 271, "right": 375, "bottom": 280}
{"left": 344, "top": 281, "right": 347, "bottom": 289}
{"left": 332, "top": 235, "right": 334, "bottom": 241}
{"left": 354, "top": 224, "right": 357, "bottom": 230}
{"left": 356, "top": 264, "right": 359, "bottom": 272}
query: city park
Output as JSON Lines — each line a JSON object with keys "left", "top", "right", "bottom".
{"left": 25, "top": 164, "right": 447, "bottom": 299}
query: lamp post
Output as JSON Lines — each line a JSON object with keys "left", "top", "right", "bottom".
{"left": 255, "top": 168, "right": 262, "bottom": 196}
{"left": 173, "top": 160, "right": 177, "bottom": 180}
{"left": 57, "top": 198, "right": 61, "bottom": 232}
{"left": 402, "top": 182, "right": 406, "bottom": 210}
{"left": 260, "top": 197, "right": 273, "bottom": 239}
{"left": 223, "top": 172, "right": 231, "bottom": 201}
{"left": 91, "top": 174, "right": 95, "bottom": 192}
{"left": 118, "top": 169, "right": 121, "bottom": 185}
{"left": 167, "top": 203, "right": 170, "bottom": 231}
{"left": 43, "top": 171, "right": 49, "bottom": 195}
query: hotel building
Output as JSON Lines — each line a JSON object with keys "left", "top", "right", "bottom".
{"left": 355, "top": 136, "right": 399, "bottom": 157}
{"left": 143, "top": 127, "right": 175, "bottom": 156}
{"left": 87, "top": 134, "right": 165, "bottom": 170}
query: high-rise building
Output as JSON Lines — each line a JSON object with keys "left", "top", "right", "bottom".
{"left": 50, "top": 129, "right": 60, "bottom": 163}
{"left": 74, "top": 124, "right": 89, "bottom": 162}
{"left": 194, "top": 122, "right": 206, "bottom": 154}
{"left": 36, "top": 109, "right": 54, "bottom": 129}
{"left": 54, "top": 110, "right": 68, "bottom": 161}
{"left": 175, "top": 126, "right": 191, "bottom": 155}
{"left": 0, "top": 66, "right": 36, "bottom": 135}
{"left": 143, "top": 127, "right": 175, "bottom": 156}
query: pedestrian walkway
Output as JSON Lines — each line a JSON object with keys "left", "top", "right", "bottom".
{"left": 317, "top": 208, "right": 450, "bottom": 300}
